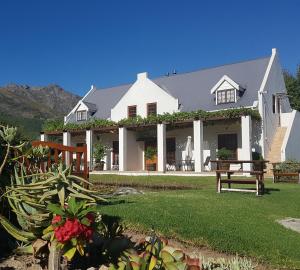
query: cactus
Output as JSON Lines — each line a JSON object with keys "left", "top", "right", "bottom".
{"left": 0, "top": 163, "right": 106, "bottom": 253}
{"left": 109, "top": 234, "right": 201, "bottom": 270}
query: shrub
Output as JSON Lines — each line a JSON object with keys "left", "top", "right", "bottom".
{"left": 144, "top": 146, "right": 157, "bottom": 161}
{"left": 216, "top": 148, "right": 232, "bottom": 160}
{"left": 94, "top": 142, "right": 109, "bottom": 164}
{"left": 275, "top": 160, "right": 300, "bottom": 172}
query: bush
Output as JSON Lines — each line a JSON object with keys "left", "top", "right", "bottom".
{"left": 275, "top": 160, "right": 300, "bottom": 172}
{"left": 216, "top": 148, "right": 232, "bottom": 160}
{"left": 93, "top": 142, "right": 109, "bottom": 164}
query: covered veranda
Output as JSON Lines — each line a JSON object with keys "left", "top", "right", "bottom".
{"left": 41, "top": 114, "right": 256, "bottom": 174}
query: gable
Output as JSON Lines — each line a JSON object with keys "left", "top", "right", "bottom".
{"left": 210, "top": 75, "right": 240, "bottom": 94}
{"left": 76, "top": 102, "right": 89, "bottom": 112}
{"left": 111, "top": 72, "right": 179, "bottom": 121}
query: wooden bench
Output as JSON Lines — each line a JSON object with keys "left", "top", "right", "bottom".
{"left": 272, "top": 162, "right": 300, "bottom": 183}
{"left": 210, "top": 160, "right": 268, "bottom": 196}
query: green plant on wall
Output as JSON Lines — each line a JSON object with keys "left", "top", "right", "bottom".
{"left": 43, "top": 108, "right": 261, "bottom": 132}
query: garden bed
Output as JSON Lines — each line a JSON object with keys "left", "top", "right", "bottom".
{"left": 0, "top": 230, "right": 269, "bottom": 270}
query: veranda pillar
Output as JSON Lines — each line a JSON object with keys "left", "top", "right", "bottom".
{"left": 241, "top": 116, "right": 252, "bottom": 172}
{"left": 193, "top": 120, "right": 204, "bottom": 172}
{"left": 63, "top": 131, "right": 71, "bottom": 165}
{"left": 86, "top": 129, "right": 93, "bottom": 171}
{"left": 119, "top": 127, "right": 127, "bottom": 171}
{"left": 157, "top": 123, "right": 166, "bottom": 172}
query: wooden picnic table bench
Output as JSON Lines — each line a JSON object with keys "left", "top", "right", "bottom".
{"left": 272, "top": 162, "right": 300, "bottom": 183}
{"left": 210, "top": 160, "right": 269, "bottom": 196}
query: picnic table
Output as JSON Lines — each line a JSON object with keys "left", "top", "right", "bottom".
{"left": 210, "top": 160, "right": 269, "bottom": 196}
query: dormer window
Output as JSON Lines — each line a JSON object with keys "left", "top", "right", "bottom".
{"left": 76, "top": 110, "right": 87, "bottom": 121}
{"left": 210, "top": 75, "right": 244, "bottom": 105}
{"left": 217, "top": 89, "right": 235, "bottom": 104}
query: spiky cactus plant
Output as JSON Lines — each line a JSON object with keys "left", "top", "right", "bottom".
{"left": 0, "top": 125, "right": 107, "bottom": 269}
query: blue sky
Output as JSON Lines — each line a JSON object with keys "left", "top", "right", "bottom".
{"left": 0, "top": 0, "right": 299, "bottom": 96}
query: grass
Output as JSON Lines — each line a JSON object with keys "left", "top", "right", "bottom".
{"left": 90, "top": 174, "right": 213, "bottom": 189}
{"left": 92, "top": 174, "right": 300, "bottom": 269}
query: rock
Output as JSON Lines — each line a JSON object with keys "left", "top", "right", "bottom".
{"left": 277, "top": 218, "right": 300, "bottom": 233}
{"left": 113, "top": 187, "right": 144, "bottom": 196}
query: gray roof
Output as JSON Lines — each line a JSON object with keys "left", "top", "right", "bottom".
{"left": 82, "top": 56, "right": 270, "bottom": 119}
{"left": 82, "top": 101, "right": 97, "bottom": 112}
{"left": 83, "top": 83, "right": 132, "bottom": 119}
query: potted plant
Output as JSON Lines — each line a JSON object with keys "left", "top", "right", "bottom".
{"left": 216, "top": 147, "right": 233, "bottom": 170}
{"left": 93, "top": 142, "right": 108, "bottom": 171}
{"left": 252, "top": 151, "right": 266, "bottom": 172}
{"left": 144, "top": 146, "right": 157, "bottom": 171}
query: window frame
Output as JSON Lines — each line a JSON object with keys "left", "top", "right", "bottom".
{"left": 76, "top": 110, "right": 87, "bottom": 121}
{"left": 147, "top": 102, "right": 157, "bottom": 117}
{"left": 216, "top": 89, "right": 236, "bottom": 104}
{"left": 127, "top": 105, "right": 137, "bottom": 118}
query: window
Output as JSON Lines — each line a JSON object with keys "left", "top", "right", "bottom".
{"left": 217, "top": 89, "right": 235, "bottom": 104}
{"left": 128, "top": 105, "right": 137, "bottom": 118}
{"left": 147, "top": 102, "right": 157, "bottom": 116}
{"left": 272, "top": 95, "right": 276, "bottom": 114}
{"left": 76, "top": 110, "right": 87, "bottom": 121}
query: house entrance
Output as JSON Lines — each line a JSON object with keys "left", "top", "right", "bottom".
{"left": 218, "top": 133, "right": 238, "bottom": 159}
{"left": 144, "top": 140, "right": 157, "bottom": 171}
{"left": 112, "top": 141, "right": 119, "bottom": 170}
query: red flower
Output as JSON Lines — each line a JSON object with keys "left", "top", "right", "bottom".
{"left": 52, "top": 215, "right": 62, "bottom": 224}
{"left": 53, "top": 216, "right": 95, "bottom": 243}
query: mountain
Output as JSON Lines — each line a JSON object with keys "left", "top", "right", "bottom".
{"left": 0, "top": 84, "right": 81, "bottom": 139}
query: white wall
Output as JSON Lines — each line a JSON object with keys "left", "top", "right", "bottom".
{"left": 280, "top": 112, "right": 292, "bottom": 127}
{"left": 258, "top": 49, "right": 291, "bottom": 157}
{"left": 281, "top": 110, "right": 300, "bottom": 161}
{"left": 126, "top": 130, "right": 143, "bottom": 170}
{"left": 111, "top": 72, "right": 179, "bottom": 121}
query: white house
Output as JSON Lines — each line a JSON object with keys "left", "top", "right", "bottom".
{"left": 41, "top": 48, "right": 300, "bottom": 173}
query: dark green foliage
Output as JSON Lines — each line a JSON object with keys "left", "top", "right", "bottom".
{"left": 274, "top": 160, "right": 300, "bottom": 173}
{"left": 93, "top": 142, "right": 109, "bottom": 164}
{"left": 284, "top": 66, "right": 300, "bottom": 111}
{"left": 43, "top": 108, "right": 261, "bottom": 132}
{"left": 144, "top": 146, "right": 157, "bottom": 161}
{"left": 216, "top": 148, "right": 232, "bottom": 160}
{"left": 0, "top": 114, "right": 39, "bottom": 140}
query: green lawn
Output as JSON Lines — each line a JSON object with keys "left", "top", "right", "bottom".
{"left": 91, "top": 174, "right": 300, "bottom": 269}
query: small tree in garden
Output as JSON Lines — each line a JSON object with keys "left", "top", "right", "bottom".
{"left": 93, "top": 142, "right": 109, "bottom": 170}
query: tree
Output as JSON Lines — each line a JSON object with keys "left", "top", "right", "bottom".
{"left": 284, "top": 65, "right": 300, "bottom": 111}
